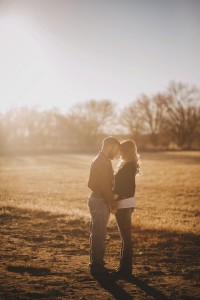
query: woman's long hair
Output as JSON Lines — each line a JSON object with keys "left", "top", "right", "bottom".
{"left": 117, "top": 139, "right": 141, "bottom": 175}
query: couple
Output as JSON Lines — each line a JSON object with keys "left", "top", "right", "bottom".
{"left": 87, "top": 136, "right": 140, "bottom": 278}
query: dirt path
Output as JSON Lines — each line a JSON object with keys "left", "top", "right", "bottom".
{"left": 0, "top": 207, "right": 199, "bottom": 300}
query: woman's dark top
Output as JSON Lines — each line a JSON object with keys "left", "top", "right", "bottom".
{"left": 114, "top": 161, "right": 137, "bottom": 200}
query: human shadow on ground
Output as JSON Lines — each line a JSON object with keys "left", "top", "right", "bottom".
{"left": 93, "top": 273, "right": 170, "bottom": 300}
{"left": 1, "top": 206, "right": 199, "bottom": 300}
{"left": 92, "top": 273, "right": 133, "bottom": 300}
{"left": 124, "top": 275, "right": 169, "bottom": 300}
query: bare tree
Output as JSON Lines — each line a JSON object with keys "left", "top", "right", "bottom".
{"left": 0, "top": 114, "right": 6, "bottom": 154}
{"left": 163, "top": 81, "right": 200, "bottom": 148}
{"left": 64, "top": 99, "right": 116, "bottom": 149}
{"left": 0, "top": 107, "right": 63, "bottom": 153}
{"left": 121, "top": 93, "right": 166, "bottom": 145}
{"left": 38, "top": 108, "right": 62, "bottom": 150}
{"left": 121, "top": 101, "right": 144, "bottom": 142}
{"left": 0, "top": 108, "right": 22, "bottom": 151}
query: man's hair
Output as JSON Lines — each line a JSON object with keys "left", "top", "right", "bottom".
{"left": 102, "top": 136, "right": 120, "bottom": 148}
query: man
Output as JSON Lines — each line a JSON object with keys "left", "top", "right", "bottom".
{"left": 87, "top": 136, "right": 120, "bottom": 276}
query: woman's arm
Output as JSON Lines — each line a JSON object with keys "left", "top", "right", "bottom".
{"left": 114, "top": 162, "right": 136, "bottom": 199}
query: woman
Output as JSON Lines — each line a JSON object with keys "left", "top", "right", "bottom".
{"left": 113, "top": 139, "right": 141, "bottom": 278}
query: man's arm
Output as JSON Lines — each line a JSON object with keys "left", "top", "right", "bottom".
{"left": 97, "top": 162, "right": 117, "bottom": 209}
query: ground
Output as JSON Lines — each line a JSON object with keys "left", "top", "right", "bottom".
{"left": 0, "top": 152, "right": 200, "bottom": 299}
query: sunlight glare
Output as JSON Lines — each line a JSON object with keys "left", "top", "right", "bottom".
{"left": 0, "top": 14, "right": 56, "bottom": 111}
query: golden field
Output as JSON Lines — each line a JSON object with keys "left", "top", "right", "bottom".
{"left": 1, "top": 151, "right": 199, "bottom": 233}
{"left": 0, "top": 151, "right": 200, "bottom": 299}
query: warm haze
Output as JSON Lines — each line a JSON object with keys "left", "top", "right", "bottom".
{"left": 0, "top": 1, "right": 200, "bottom": 299}
{"left": 0, "top": 0, "right": 200, "bottom": 113}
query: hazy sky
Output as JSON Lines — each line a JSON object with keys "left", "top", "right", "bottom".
{"left": 0, "top": 0, "right": 200, "bottom": 113}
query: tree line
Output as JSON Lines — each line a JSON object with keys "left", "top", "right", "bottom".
{"left": 0, "top": 81, "right": 200, "bottom": 155}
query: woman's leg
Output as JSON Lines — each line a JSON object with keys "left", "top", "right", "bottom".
{"left": 115, "top": 208, "right": 134, "bottom": 272}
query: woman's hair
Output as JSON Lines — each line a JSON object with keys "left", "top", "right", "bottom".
{"left": 117, "top": 139, "right": 141, "bottom": 175}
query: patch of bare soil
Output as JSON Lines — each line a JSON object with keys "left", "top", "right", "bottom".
{"left": 0, "top": 207, "right": 199, "bottom": 300}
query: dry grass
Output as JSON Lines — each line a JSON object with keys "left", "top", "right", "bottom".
{"left": 1, "top": 151, "right": 200, "bottom": 299}
{"left": 1, "top": 151, "right": 200, "bottom": 234}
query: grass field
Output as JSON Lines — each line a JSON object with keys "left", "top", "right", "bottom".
{"left": 0, "top": 152, "right": 200, "bottom": 299}
{"left": 1, "top": 151, "right": 199, "bottom": 233}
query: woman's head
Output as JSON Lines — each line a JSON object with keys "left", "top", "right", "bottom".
{"left": 119, "top": 140, "right": 137, "bottom": 161}
{"left": 118, "top": 139, "right": 141, "bottom": 174}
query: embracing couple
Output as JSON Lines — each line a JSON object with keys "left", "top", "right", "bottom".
{"left": 87, "top": 136, "right": 140, "bottom": 278}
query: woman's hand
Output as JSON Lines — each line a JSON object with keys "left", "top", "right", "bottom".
{"left": 114, "top": 193, "right": 119, "bottom": 200}
{"left": 109, "top": 201, "right": 117, "bottom": 214}
{"left": 110, "top": 206, "right": 117, "bottom": 214}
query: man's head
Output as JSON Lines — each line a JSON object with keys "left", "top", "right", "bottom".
{"left": 101, "top": 136, "right": 120, "bottom": 160}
